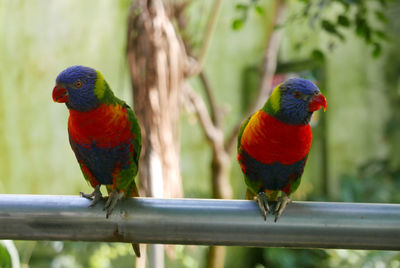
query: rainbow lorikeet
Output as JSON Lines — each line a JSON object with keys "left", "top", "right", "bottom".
{"left": 237, "top": 78, "right": 327, "bottom": 222}
{"left": 52, "top": 65, "right": 141, "bottom": 257}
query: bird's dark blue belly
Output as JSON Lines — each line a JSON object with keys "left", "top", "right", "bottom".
{"left": 239, "top": 149, "right": 307, "bottom": 191}
{"left": 70, "top": 139, "right": 131, "bottom": 185}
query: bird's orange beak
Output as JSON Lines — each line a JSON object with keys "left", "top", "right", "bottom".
{"left": 52, "top": 85, "right": 68, "bottom": 103}
{"left": 309, "top": 93, "right": 327, "bottom": 112}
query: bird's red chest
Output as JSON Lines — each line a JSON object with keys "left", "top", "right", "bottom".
{"left": 240, "top": 111, "right": 312, "bottom": 165}
{"left": 68, "top": 103, "right": 133, "bottom": 148}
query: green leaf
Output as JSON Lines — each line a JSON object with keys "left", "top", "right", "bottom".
{"left": 355, "top": 17, "right": 371, "bottom": 42}
{"left": 321, "top": 20, "right": 345, "bottom": 41}
{"left": 254, "top": 5, "right": 264, "bottom": 15}
{"left": 372, "top": 43, "right": 382, "bottom": 58}
{"left": 375, "top": 30, "right": 389, "bottom": 41}
{"left": 375, "top": 11, "right": 388, "bottom": 23}
{"left": 311, "top": 49, "right": 325, "bottom": 62}
{"left": 337, "top": 0, "right": 350, "bottom": 11}
{"left": 294, "top": 42, "right": 303, "bottom": 51}
{"left": 378, "top": 0, "right": 387, "bottom": 6}
{"left": 337, "top": 15, "right": 350, "bottom": 27}
{"left": 321, "top": 20, "right": 337, "bottom": 34}
{"left": 232, "top": 19, "right": 244, "bottom": 30}
{"left": 235, "top": 4, "right": 247, "bottom": 10}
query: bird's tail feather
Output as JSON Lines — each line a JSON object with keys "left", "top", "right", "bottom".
{"left": 245, "top": 188, "right": 256, "bottom": 200}
{"left": 132, "top": 243, "right": 141, "bottom": 258}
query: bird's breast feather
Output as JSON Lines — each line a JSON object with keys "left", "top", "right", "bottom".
{"left": 240, "top": 111, "right": 312, "bottom": 165}
{"left": 68, "top": 103, "right": 134, "bottom": 148}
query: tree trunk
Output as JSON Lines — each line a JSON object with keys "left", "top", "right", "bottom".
{"left": 127, "top": 0, "right": 184, "bottom": 199}
{"left": 206, "top": 246, "right": 226, "bottom": 268}
{"left": 127, "top": 0, "right": 186, "bottom": 266}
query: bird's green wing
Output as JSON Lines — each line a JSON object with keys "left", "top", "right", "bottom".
{"left": 237, "top": 114, "right": 252, "bottom": 151}
{"left": 125, "top": 102, "right": 142, "bottom": 174}
{"left": 110, "top": 98, "right": 141, "bottom": 197}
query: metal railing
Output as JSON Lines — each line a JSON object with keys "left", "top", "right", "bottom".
{"left": 0, "top": 194, "right": 399, "bottom": 250}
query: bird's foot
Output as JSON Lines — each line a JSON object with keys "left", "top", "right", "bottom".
{"left": 104, "top": 189, "right": 124, "bottom": 218}
{"left": 256, "top": 192, "right": 270, "bottom": 221}
{"left": 274, "top": 193, "right": 291, "bottom": 222}
{"left": 80, "top": 185, "right": 102, "bottom": 207}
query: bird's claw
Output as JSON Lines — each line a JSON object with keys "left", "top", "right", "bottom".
{"left": 257, "top": 192, "right": 270, "bottom": 221}
{"left": 104, "top": 189, "right": 123, "bottom": 218}
{"left": 80, "top": 185, "right": 102, "bottom": 207}
{"left": 274, "top": 193, "right": 291, "bottom": 222}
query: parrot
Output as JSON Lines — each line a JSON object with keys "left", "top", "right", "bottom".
{"left": 237, "top": 78, "right": 327, "bottom": 222}
{"left": 52, "top": 65, "right": 141, "bottom": 257}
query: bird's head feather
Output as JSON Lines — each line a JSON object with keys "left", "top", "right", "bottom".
{"left": 52, "top": 65, "right": 113, "bottom": 111}
{"left": 263, "top": 78, "right": 327, "bottom": 125}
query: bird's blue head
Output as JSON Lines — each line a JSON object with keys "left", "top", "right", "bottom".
{"left": 52, "top": 65, "right": 107, "bottom": 111}
{"left": 264, "top": 78, "right": 327, "bottom": 125}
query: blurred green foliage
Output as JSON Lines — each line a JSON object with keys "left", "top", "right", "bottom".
{"left": 340, "top": 158, "right": 400, "bottom": 203}
{"left": 0, "top": 244, "right": 12, "bottom": 268}
{"left": 233, "top": 0, "right": 391, "bottom": 58}
{"left": 1, "top": 0, "right": 400, "bottom": 267}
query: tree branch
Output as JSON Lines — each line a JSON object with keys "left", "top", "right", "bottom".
{"left": 225, "top": 122, "right": 242, "bottom": 154}
{"left": 199, "top": 71, "right": 222, "bottom": 127}
{"left": 183, "top": 83, "right": 223, "bottom": 144}
{"left": 225, "top": 0, "right": 286, "bottom": 154}
{"left": 255, "top": 0, "right": 285, "bottom": 109}
{"left": 186, "top": 0, "right": 225, "bottom": 76}
{"left": 173, "top": 2, "right": 223, "bottom": 129}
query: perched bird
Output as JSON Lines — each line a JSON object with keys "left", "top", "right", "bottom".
{"left": 52, "top": 65, "right": 141, "bottom": 257}
{"left": 237, "top": 78, "right": 327, "bottom": 222}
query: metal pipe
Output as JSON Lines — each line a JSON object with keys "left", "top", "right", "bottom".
{"left": 0, "top": 194, "right": 399, "bottom": 250}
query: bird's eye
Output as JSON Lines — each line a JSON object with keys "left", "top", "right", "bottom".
{"left": 292, "top": 91, "right": 301, "bottom": 99}
{"left": 74, "top": 80, "right": 82, "bottom": 88}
